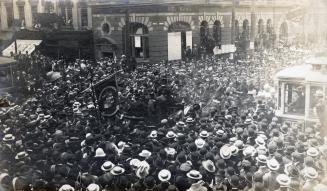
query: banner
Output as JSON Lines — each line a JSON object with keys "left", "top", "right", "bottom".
{"left": 93, "top": 74, "right": 119, "bottom": 117}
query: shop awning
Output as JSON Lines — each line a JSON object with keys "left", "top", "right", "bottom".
{"left": 2, "top": 40, "right": 42, "bottom": 57}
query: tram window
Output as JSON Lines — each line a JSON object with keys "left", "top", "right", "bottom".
{"left": 284, "top": 83, "right": 305, "bottom": 115}
{"left": 278, "top": 82, "right": 281, "bottom": 109}
{"left": 309, "top": 86, "right": 324, "bottom": 117}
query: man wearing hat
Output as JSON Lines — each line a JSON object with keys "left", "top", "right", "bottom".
{"left": 186, "top": 170, "right": 207, "bottom": 191}
{"left": 263, "top": 159, "right": 280, "bottom": 191}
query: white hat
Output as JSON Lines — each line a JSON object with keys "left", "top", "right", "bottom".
{"left": 276, "top": 174, "right": 291, "bottom": 187}
{"left": 59, "top": 184, "right": 75, "bottom": 191}
{"left": 202, "top": 160, "right": 216, "bottom": 173}
{"left": 139, "top": 150, "right": 152, "bottom": 158}
{"left": 94, "top": 148, "right": 106, "bottom": 158}
{"left": 158, "top": 169, "right": 171, "bottom": 182}
{"left": 129, "top": 159, "right": 141, "bottom": 169}
{"left": 165, "top": 147, "right": 176, "bottom": 156}
{"left": 304, "top": 167, "right": 318, "bottom": 179}
{"left": 195, "top": 138, "right": 206, "bottom": 149}
{"left": 86, "top": 183, "right": 100, "bottom": 191}
{"left": 199, "top": 130, "right": 209, "bottom": 138}
{"left": 101, "top": 161, "right": 115, "bottom": 172}
{"left": 307, "top": 147, "right": 319, "bottom": 157}
{"left": 149, "top": 130, "right": 158, "bottom": 138}
{"left": 186, "top": 170, "right": 202, "bottom": 180}
{"left": 267, "top": 159, "right": 280, "bottom": 171}
{"left": 220, "top": 145, "right": 232, "bottom": 159}
{"left": 166, "top": 131, "right": 177, "bottom": 139}
{"left": 255, "top": 136, "right": 266, "bottom": 146}
{"left": 3, "top": 134, "right": 15, "bottom": 142}
{"left": 110, "top": 166, "right": 125, "bottom": 176}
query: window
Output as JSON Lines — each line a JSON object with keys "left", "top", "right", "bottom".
{"left": 81, "top": 8, "right": 88, "bottom": 27}
{"left": 44, "top": 1, "right": 54, "bottom": 13}
{"left": 18, "top": 6, "right": 25, "bottom": 21}
{"left": 7, "top": 6, "right": 13, "bottom": 27}
{"left": 102, "top": 23, "right": 110, "bottom": 34}
{"left": 122, "top": 23, "right": 149, "bottom": 59}
{"left": 234, "top": 20, "right": 239, "bottom": 41}
{"left": 213, "top": 20, "right": 222, "bottom": 47}
{"left": 31, "top": 5, "right": 38, "bottom": 23}
{"left": 284, "top": 83, "right": 305, "bottom": 115}
{"left": 200, "top": 21, "right": 209, "bottom": 47}
{"left": 309, "top": 86, "right": 324, "bottom": 118}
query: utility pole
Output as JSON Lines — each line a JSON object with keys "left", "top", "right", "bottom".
{"left": 125, "top": 9, "right": 130, "bottom": 67}
{"left": 231, "top": 0, "right": 235, "bottom": 44}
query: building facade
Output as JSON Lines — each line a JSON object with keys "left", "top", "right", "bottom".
{"left": 88, "top": 0, "right": 307, "bottom": 62}
{"left": 0, "top": 0, "right": 326, "bottom": 62}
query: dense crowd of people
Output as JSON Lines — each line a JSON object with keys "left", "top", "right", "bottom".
{"left": 0, "top": 48, "right": 326, "bottom": 191}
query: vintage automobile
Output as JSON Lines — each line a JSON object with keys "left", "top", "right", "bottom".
{"left": 275, "top": 56, "right": 327, "bottom": 128}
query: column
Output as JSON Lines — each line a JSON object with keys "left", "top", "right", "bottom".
{"left": 37, "top": 0, "right": 44, "bottom": 13}
{"left": 72, "top": 0, "right": 79, "bottom": 30}
{"left": 13, "top": 0, "right": 19, "bottom": 20}
{"left": 0, "top": 2, "right": 8, "bottom": 30}
{"left": 231, "top": 0, "right": 235, "bottom": 44}
{"left": 87, "top": 6, "right": 92, "bottom": 28}
{"left": 250, "top": 0, "right": 256, "bottom": 49}
{"left": 25, "top": 0, "right": 33, "bottom": 28}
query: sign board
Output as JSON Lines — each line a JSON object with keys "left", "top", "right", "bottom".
{"left": 168, "top": 32, "right": 181, "bottom": 61}
{"left": 250, "top": 42, "right": 254, "bottom": 50}
{"left": 186, "top": 31, "right": 192, "bottom": 50}
{"left": 135, "top": 36, "right": 141, "bottom": 48}
{"left": 214, "top": 44, "right": 236, "bottom": 55}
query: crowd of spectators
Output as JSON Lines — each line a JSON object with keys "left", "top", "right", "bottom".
{"left": 0, "top": 48, "right": 326, "bottom": 191}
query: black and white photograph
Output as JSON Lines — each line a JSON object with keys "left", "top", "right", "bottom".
{"left": 0, "top": 0, "right": 327, "bottom": 191}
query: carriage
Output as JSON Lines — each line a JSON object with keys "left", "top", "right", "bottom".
{"left": 275, "top": 56, "right": 327, "bottom": 128}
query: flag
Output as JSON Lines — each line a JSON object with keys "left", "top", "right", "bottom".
{"left": 93, "top": 74, "right": 119, "bottom": 117}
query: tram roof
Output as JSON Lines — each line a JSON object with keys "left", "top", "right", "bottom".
{"left": 0, "top": 57, "right": 16, "bottom": 67}
{"left": 305, "top": 57, "right": 327, "bottom": 65}
{"left": 276, "top": 65, "right": 327, "bottom": 83}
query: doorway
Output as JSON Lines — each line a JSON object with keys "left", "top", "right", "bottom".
{"left": 168, "top": 22, "right": 192, "bottom": 61}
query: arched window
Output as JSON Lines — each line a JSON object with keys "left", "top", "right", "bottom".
{"left": 279, "top": 22, "right": 288, "bottom": 43}
{"left": 267, "top": 19, "right": 273, "bottom": 34}
{"left": 213, "top": 20, "right": 222, "bottom": 47}
{"left": 102, "top": 23, "right": 110, "bottom": 34}
{"left": 200, "top": 21, "right": 209, "bottom": 47}
{"left": 122, "top": 23, "right": 149, "bottom": 59}
{"left": 234, "top": 20, "right": 240, "bottom": 41}
{"left": 258, "top": 19, "right": 264, "bottom": 34}
{"left": 242, "top": 19, "right": 250, "bottom": 40}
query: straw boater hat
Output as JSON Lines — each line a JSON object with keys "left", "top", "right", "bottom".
{"left": 256, "top": 154, "right": 267, "bottom": 164}
{"left": 186, "top": 170, "right": 202, "bottom": 180}
{"left": 129, "top": 159, "right": 141, "bottom": 169}
{"left": 59, "top": 184, "right": 75, "bottom": 191}
{"left": 304, "top": 167, "right": 318, "bottom": 179}
{"left": 139, "top": 150, "right": 152, "bottom": 158}
{"left": 220, "top": 145, "right": 232, "bottom": 159}
{"left": 149, "top": 130, "right": 158, "bottom": 138}
{"left": 86, "top": 183, "right": 100, "bottom": 191}
{"left": 230, "top": 145, "right": 239, "bottom": 156}
{"left": 276, "top": 174, "right": 291, "bottom": 187}
{"left": 15, "top": 151, "right": 29, "bottom": 160}
{"left": 3, "top": 134, "right": 15, "bottom": 142}
{"left": 255, "top": 137, "right": 266, "bottom": 146}
{"left": 267, "top": 159, "right": 280, "bottom": 171}
{"left": 158, "top": 169, "right": 171, "bottom": 182}
{"left": 186, "top": 117, "right": 195, "bottom": 123}
{"left": 199, "top": 130, "right": 209, "bottom": 138}
{"left": 110, "top": 166, "right": 125, "bottom": 176}
{"left": 202, "top": 160, "right": 216, "bottom": 173}
{"left": 165, "top": 147, "right": 176, "bottom": 156}
{"left": 101, "top": 161, "right": 115, "bottom": 172}
{"left": 166, "top": 131, "right": 177, "bottom": 139}
{"left": 306, "top": 147, "right": 319, "bottom": 157}
{"left": 195, "top": 138, "right": 206, "bottom": 149}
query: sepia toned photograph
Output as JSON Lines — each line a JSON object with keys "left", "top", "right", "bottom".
{"left": 0, "top": 0, "right": 327, "bottom": 191}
